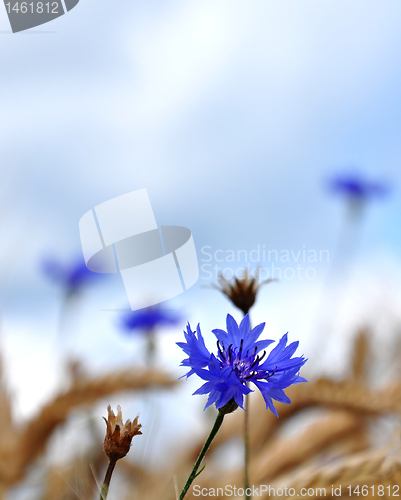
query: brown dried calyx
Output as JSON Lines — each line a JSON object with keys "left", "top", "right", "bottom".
{"left": 213, "top": 269, "right": 276, "bottom": 315}
{"left": 103, "top": 405, "right": 142, "bottom": 462}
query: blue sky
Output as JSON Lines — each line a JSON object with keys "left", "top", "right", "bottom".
{"left": 1, "top": 0, "right": 401, "bottom": 419}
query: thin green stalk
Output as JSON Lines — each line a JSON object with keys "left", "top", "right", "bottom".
{"left": 100, "top": 460, "right": 116, "bottom": 500}
{"left": 146, "top": 329, "right": 156, "bottom": 367}
{"left": 179, "top": 413, "right": 224, "bottom": 500}
{"left": 244, "top": 314, "right": 252, "bottom": 500}
{"left": 244, "top": 391, "right": 251, "bottom": 500}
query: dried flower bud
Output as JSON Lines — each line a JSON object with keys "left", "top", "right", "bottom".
{"left": 213, "top": 269, "right": 276, "bottom": 315}
{"left": 103, "top": 405, "right": 142, "bottom": 462}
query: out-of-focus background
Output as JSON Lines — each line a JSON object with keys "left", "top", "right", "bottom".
{"left": 1, "top": 0, "right": 401, "bottom": 498}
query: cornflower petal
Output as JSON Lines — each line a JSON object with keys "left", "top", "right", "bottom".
{"left": 226, "top": 314, "right": 241, "bottom": 345}
{"left": 211, "top": 328, "right": 230, "bottom": 346}
{"left": 238, "top": 314, "right": 251, "bottom": 341}
{"left": 260, "top": 355, "right": 307, "bottom": 373}
{"left": 254, "top": 339, "right": 275, "bottom": 352}
{"left": 241, "top": 322, "right": 268, "bottom": 352}
{"left": 176, "top": 323, "right": 211, "bottom": 378}
{"left": 291, "top": 374, "right": 308, "bottom": 384}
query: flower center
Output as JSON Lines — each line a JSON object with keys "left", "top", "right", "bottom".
{"left": 216, "top": 339, "right": 268, "bottom": 380}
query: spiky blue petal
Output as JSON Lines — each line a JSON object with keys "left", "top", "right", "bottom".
{"left": 177, "top": 323, "right": 211, "bottom": 378}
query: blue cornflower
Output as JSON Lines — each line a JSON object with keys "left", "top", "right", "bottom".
{"left": 329, "top": 173, "right": 389, "bottom": 201}
{"left": 42, "top": 256, "right": 100, "bottom": 297}
{"left": 177, "top": 314, "right": 307, "bottom": 416}
{"left": 120, "top": 305, "right": 181, "bottom": 333}
{"left": 121, "top": 305, "right": 182, "bottom": 365}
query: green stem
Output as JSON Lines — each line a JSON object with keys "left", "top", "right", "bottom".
{"left": 100, "top": 460, "right": 116, "bottom": 500}
{"left": 244, "top": 392, "right": 251, "bottom": 500}
{"left": 244, "top": 312, "right": 252, "bottom": 500}
{"left": 179, "top": 413, "right": 224, "bottom": 500}
{"left": 146, "top": 329, "right": 156, "bottom": 367}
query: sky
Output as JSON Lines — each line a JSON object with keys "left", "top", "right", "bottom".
{"left": 0, "top": 0, "right": 401, "bottom": 430}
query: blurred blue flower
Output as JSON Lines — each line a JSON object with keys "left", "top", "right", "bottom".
{"left": 329, "top": 173, "right": 390, "bottom": 201}
{"left": 177, "top": 314, "right": 307, "bottom": 416}
{"left": 120, "top": 305, "right": 182, "bottom": 333}
{"left": 42, "top": 256, "right": 99, "bottom": 297}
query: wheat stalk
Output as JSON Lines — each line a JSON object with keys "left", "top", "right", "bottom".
{"left": 256, "top": 446, "right": 401, "bottom": 499}
{"left": 0, "top": 369, "right": 177, "bottom": 489}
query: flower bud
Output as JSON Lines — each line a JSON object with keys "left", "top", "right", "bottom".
{"left": 218, "top": 398, "right": 239, "bottom": 415}
{"left": 103, "top": 405, "right": 142, "bottom": 462}
{"left": 213, "top": 269, "right": 276, "bottom": 315}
